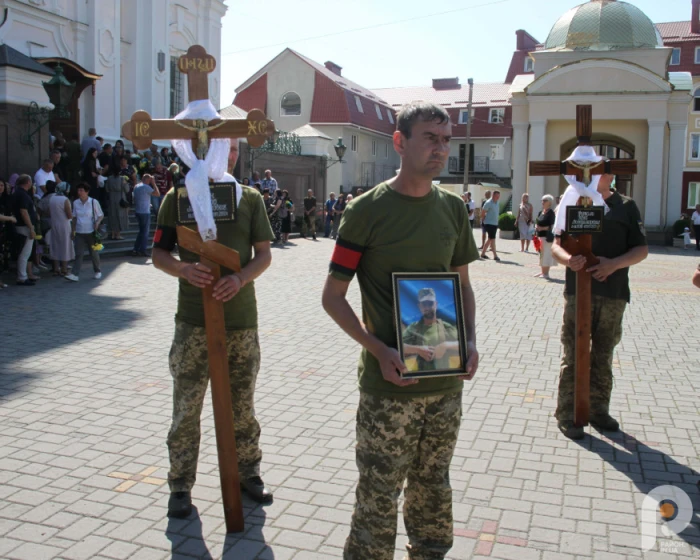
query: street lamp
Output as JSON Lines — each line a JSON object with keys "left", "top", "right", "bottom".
{"left": 326, "top": 137, "right": 347, "bottom": 168}
{"left": 21, "top": 64, "right": 76, "bottom": 148}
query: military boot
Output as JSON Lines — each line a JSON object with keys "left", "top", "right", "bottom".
{"left": 590, "top": 413, "right": 619, "bottom": 433}
{"left": 557, "top": 420, "right": 584, "bottom": 440}
{"left": 167, "top": 491, "right": 192, "bottom": 518}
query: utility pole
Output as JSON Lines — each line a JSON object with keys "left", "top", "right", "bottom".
{"left": 462, "top": 77, "right": 474, "bottom": 192}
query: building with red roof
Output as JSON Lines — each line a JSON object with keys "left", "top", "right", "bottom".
{"left": 657, "top": 0, "right": 700, "bottom": 215}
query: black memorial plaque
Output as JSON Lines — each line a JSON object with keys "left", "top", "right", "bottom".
{"left": 566, "top": 206, "right": 604, "bottom": 234}
{"left": 177, "top": 182, "right": 237, "bottom": 225}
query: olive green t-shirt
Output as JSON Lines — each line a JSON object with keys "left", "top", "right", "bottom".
{"left": 329, "top": 182, "right": 479, "bottom": 399}
{"left": 403, "top": 319, "right": 459, "bottom": 371}
{"left": 154, "top": 184, "right": 274, "bottom": 330}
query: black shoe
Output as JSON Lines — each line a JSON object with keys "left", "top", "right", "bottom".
{"left": 167, "top": 491, "right": 192, "bottom": 518}
{"left": 590, "top": 414, "right": 619, "bottom": 432}
{"left": 557, "top": 420, "right": 584, "bottom": 440}
{"left": 131, "top": 250, "right": 139, "bottom": 256}
{"left": 16, "top": 279, "right": 36, "bottom": 286}
{"left": 312, "top": 234, "right": 316, "bottom": 240}
{"left": 240, "top": 476, "right": 273, "bottom": 504}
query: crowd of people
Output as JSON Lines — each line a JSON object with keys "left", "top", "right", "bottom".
{"left": 0, "top": 128, "right": 201, "bottom": 288}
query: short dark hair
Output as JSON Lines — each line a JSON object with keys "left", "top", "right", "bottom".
{"left": 262, "top": 188, "right": 270, "bottom": 194}
{"left": 51, "top": 149, "right": 61, "bottom": 156}
{"left": 493, "top": 190, "right": 501, "bottom": 196}
{"left": 397, "top": 101, "right": 450, "bottom": 139}
{"left": 45, "top": 180, "right": 56, "bottom": 194}
{"left": 103, "top": 143, "right": 112, "bottom": 150}
{"left": 76, "top": 181, "right": 90, "bottom": 193}
{"left": 96, "top": 136, "right": 103, "bottom": 142}
{"left": 16, "top": 174, "right": 32, "bottom": 188}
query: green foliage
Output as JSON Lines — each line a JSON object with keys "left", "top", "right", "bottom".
{"left": 498, "top": 212, "right": 516, "bottom": 231}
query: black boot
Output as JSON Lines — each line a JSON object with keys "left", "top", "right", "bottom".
{"left": 557, "top": 420, "right": 584, "bottom": 440}
{"left": 240, "top": 476, "right": 273, "bottom": 504}
{"left": 590, "top": 413, "right": 619, "bottom": 432}
{"left": 167, "top": 491, "right": 192, "bottom": 518}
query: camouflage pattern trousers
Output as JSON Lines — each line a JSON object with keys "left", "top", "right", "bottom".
{"left": 167, "top": 321, "right": 262, "bottom": 492}
{"left": 555, "top": 294, "right": 626, "bottom": 422}
{"left": 344, "top": 391, "right": 462, "bottom": 560}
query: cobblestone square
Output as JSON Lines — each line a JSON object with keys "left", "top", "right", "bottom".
{"left": 1, "top": 235, "right": 699, "bottom": 559}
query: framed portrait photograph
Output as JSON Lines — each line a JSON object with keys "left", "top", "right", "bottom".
{"left": 392, "top": 272, "right": 468, "bottom": 379}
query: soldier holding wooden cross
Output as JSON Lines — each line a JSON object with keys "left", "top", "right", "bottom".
{"left": 124, "top": 46, "right": 277, "bottom": 522}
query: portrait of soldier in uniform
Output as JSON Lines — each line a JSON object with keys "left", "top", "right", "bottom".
{"left": 402, "top": 287, "right": 460, "bottom": 372}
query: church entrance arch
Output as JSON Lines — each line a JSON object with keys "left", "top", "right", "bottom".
{"left": 560, "top": 133, "right": 635, "bottom": 197}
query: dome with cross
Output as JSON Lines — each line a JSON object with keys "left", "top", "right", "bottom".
{"left": 544, "top": 0, "right": 663, "bottom": 51}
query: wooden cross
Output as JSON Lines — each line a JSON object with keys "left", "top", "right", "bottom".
{"left": 528, "top": 105, "right": 637, "bottom": 428}
{"left": 121, "top": 45, "right": 275, "bottom": 533}
{"left": 122, "top": 45, "right": 273, "bottom": 156}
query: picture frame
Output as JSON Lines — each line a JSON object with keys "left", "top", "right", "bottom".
{"left": 392, "top": 272, "right": 468, "bottom": 379}
{"left": 176, "top": 182, "right": 238, "bottom": 225}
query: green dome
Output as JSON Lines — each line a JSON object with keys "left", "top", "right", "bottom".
{"left": 545, "top": 0, "right": 663, "bottom": 51}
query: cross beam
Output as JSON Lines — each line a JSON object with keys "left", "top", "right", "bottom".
{"left": 528, "top": 105, "right": 638, "bottom": 428}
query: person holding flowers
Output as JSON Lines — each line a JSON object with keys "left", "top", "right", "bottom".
{"left": 65, "top": 182, "right": 103, "bottom": 282}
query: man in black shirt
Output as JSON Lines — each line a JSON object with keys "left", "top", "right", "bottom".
{"left": 551, "top": 173, "right": 648, "bottom": 439}
{"left": 98, "top": 144, "right": 113, "bottom": 172}
{"left": 302, "top": 189, "right": 317, "bottom": 240}
{"left": 12, "top": 175, "right": 38, "bottom": 286}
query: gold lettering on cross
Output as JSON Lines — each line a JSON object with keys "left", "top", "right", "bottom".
{"left": 135, "top": 122, "right": 150, "bottom": 138}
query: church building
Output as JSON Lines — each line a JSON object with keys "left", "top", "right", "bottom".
{"left": 0, "top": 0, "right": 227, "bottom": 178}
{"left": 510, "top": 0, "right": 692, "bottom": 241}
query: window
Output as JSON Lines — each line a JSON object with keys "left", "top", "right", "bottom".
{"left": 690, "top": 133, "right": 700, "bottom": 160}
{"left": 384, "top": 143, "right": 389, "bottom": 158}
{"left": 489, "top": 108, "right": 505, "bottom": 124}
{"left": 524, "top": 56, "right": 534, "bottom": 72}
{"left": 490, "top": 144, "right": 504, "bottom": 160}
{"left": 354, "top": 95, "right": 364, "bottom": 113}
{"left": 351, "top": 134, "right": 358, "bottom": 152}
{"left": 694, "top": 88, "right": 700, "bottom": 112}
{"left": 671, "top": 48, "right": 681, "bottom": 66}
{"left": 387, "top": 109, "right": 394, "bottom": 124}
{"left": 689, "top": 182, "right": 700, "bottom": 207}
{"left": 281, "top": 92, "right": 301, "bottom": 116}
{"left": 695, "top": 46, "right": 700, "bottom": 64}
{"left": 458, "top": 110, "right": 473, "bottom": 124}
{"left": 375, "top": 104, "right": 383, "bottom": 120}
{"left": 169, "top": 56, "right": 184, "bottom": 117}
{"left": 372, "top": 140, "right": 376, "bottom": 157}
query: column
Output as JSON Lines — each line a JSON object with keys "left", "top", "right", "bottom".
{"left": 511, "top": 122, "right": 529, "bottom": 209}
{"left": 666, "top": 122, "right": 687, "bottom": 227}
{"left": 527, "top": 120, "right": 547, "bottom": 202}
{"left": 644, "top": 120, "right": 666, "bottom": 229}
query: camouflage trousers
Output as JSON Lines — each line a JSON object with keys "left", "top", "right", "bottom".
{"left": 344, "top": 391, "right": 462, "bottom": 560}
{"left": 302, "top": 214, "right": 316, "bottom": 236}
{"left": 555, "top": 294, "right": 626, "bottom": 422}
{"left": 167, "top": 321, "right": 262, "bottom": 492}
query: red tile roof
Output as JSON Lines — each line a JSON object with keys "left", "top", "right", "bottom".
{"left": 310, "top": 71, "right": 350, "bottom": 124}
{"left": 656, "top": 21, "right": 700, "bottom": 41}
{"left": 234, "top": 73, "right": 267, "bottom": 114}
{"left": 372, "top": 82, "right": 512, "bottom": 109}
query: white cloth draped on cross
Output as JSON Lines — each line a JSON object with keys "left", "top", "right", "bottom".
{"left": 171, "top": 100, "right": 238, "bottom": 242}
{"left": 553, "top": 146, "right": 610, "bottom": 235}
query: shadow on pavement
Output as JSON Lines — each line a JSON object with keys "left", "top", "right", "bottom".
{"left": 576, "top": 431, "right": 700, "bottom": 553}
{"left": 0, "top": 262, "right": 140, "bottom": 399}
{"left": 166, "top": 507, "right": 213, "bottom": 559}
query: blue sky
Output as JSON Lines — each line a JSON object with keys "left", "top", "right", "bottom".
{"left": 219, "top": 0, "right": 689, "bottom": 108}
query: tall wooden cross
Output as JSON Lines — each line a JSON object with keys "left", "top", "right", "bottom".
{"left": 529, "top": 105, "right": 637, "bottom": 427}
{"left": 122, "top": 45, "right": 275, "bottom": 533}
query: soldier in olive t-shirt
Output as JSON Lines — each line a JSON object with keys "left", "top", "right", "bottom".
{"left": 152, "top": 168, "right": 276, "bottom": 518}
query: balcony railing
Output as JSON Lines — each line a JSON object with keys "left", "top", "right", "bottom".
{"left": 448, "top": 156, "right": 490, "bottom": 174}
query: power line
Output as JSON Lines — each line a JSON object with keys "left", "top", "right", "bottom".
{"left": 222, "top": 0, "right": 514, "bottom": 57}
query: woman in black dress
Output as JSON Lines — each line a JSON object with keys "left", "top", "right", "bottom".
{"left": 535, "top": 194, "right": 557, "bottom": 279}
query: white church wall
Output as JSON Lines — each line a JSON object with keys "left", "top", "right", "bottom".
{"left": 532, "top": 49, "right": 671, "bottom": 82}
{"left": 528, "top": 62, "right": 671, "bottom": 97}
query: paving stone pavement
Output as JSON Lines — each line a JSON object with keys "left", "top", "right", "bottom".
{"left": 1, "top": 233, "right": 699, "bottom": 560}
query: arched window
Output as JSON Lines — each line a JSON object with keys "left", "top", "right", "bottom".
{"left": 694, "top": 87, "right": 700, "bottom": 112}
{"left": 281, "top": 92, "right": 301, "bottom": 116}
